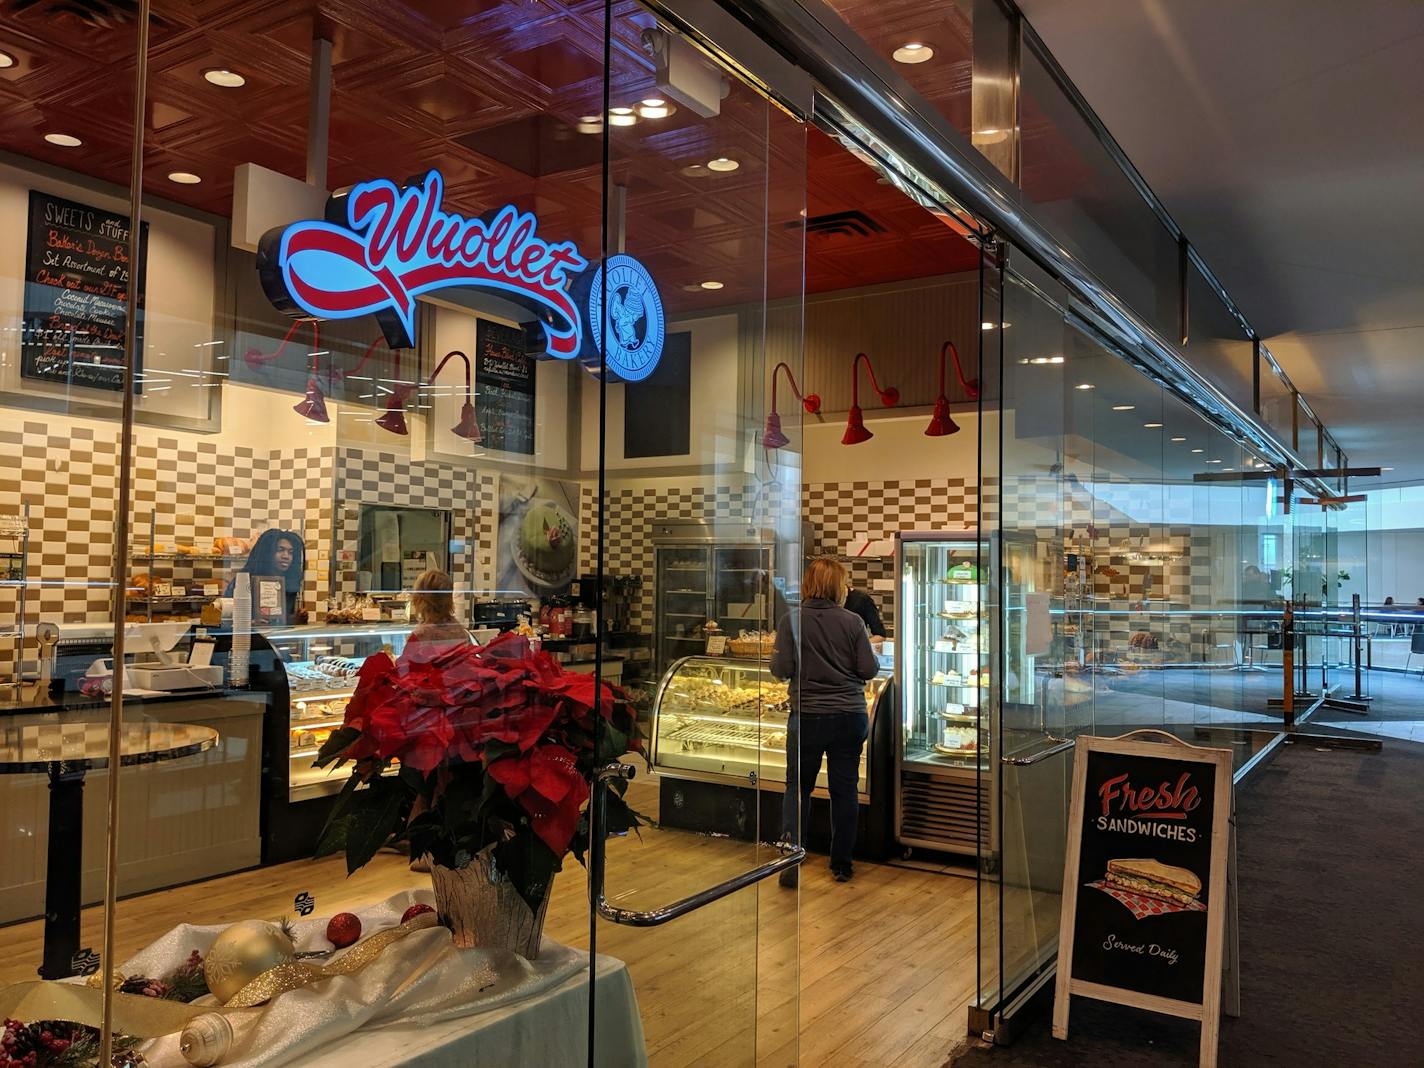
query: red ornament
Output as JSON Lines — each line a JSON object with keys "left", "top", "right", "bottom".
{"left": 401, "top": 903, "right": 435, "bottom": 924}
{"left": 326, "top": 912, "right": 362, "bottom": 948}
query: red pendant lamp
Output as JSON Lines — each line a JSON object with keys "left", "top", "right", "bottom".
{"left": 291, "top": 322, "right": 329, "bottom": 422}
{"left": 429, "top": 350, "right": 482, "bottom": 443}
{"left": 763, "top": 361, "right": 821, "bottom": 449}
{"left": 843, "top": 352, "right": 899, "bottom": 445}
{"left": 925, "top": 341, "right": 961, "bottom": 437}
{"left": 375, "top": 348, "right": 413, "bottom": 436}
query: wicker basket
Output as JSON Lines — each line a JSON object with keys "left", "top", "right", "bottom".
{"left": 727, "top": 637, "right": 775, "bottom": 658}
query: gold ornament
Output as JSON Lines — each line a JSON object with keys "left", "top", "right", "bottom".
{"left": 86, "top": 970, "right": 127, "bottom": 992}
{"left": 179, "top": 1012, "right": 234, "bottom": 1067}
{"left": 203, "top": 921, "right": 296, "bottom": 1004}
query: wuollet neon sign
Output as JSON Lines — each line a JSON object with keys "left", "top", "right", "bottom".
{"left": 257, "top": 169, "right": 665, "bottom": 382}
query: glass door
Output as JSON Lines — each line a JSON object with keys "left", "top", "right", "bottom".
{"left": 587, "top": 6, "right": 808, "bottom": 1064}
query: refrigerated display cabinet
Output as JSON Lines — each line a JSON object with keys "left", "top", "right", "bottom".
{"left": 896, "top": 531, "right": 990, "bottom": 856}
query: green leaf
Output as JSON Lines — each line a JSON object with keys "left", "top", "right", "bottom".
{"left": 344, "top": 781, "right": 406, "bottom": 874}
{"left": 325, "top": 770, "right": 364, "bottom": 823}
{"left": 314, "top": 726, "right": 362, "bottom": 768}
{"left": 314, "top": 813, "right": 351, "bottom": 859}
{"left": 398, "top": 764, "right": 429, "bottom": 795}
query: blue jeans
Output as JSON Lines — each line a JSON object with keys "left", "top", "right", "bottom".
{"left": 781, "top": 711, "right": 869, "bottom": 872}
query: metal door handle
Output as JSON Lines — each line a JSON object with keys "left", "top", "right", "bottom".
{"left": 590, "top": 762, "right": 805, "bottom": 927}
{"left": 1001, "top": 736, "right": 1074, "bottom": 766}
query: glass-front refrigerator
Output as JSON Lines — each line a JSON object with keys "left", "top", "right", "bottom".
{"left": 652, "top": 521, "right": 774, "bottom": 673}
{"left": 896, "top": 531, "right": 990, "bottom": 856}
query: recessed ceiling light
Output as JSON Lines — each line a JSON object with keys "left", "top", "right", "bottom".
{"left": 0, "top": 50, "right": 16, "bottom": 69}
{"left": 1074, "top": 383, "right": 1095, "bottom": 390}
{"left": 972, "top": 128, "right": 1010, "bottom": 146}
{"left": 1112, "top": 404, "right": 1135, "bottom": 411}
{"left": 167, "top": 171, "right": 201, "bottom": 184}
{"left": 44, "top": 133, "right": 82, "bottom": 147}
{"left": 1382, "top": 466, "right": 1394, "bottom": 472}
{"left": 1206, "top": 458, "right": 1223, "bottom": 464}
{"left": 577, "top": 115, "right": 603, "bottom": 135}
{"left": 1170, "top": 436, "right": 1186, "bottom": 442}
{"left": 203, "top": 68, "right": 245, "bottom": 88}
{"left": 981, "top": 321, "right": 996, "bottom": 330}
{"left": 1143, "top": 422, "right": 1163, "bottom": 428}
{"left": 1191, "top": 448, "right": 1204, "bottom": 454}
{"left": 637, "top": 97, "right": 674, "bottom": 119}
{"left": 707, "top": 156, "right": 739, "bottom": 172}
{"left": 1222, "top": 467, "right": 1235, "bottom": 472}
{"left": 608, "top": 106, "right": 638, "bottom": 127}
{"left": 893, "top": 42, "right": 934, "bottom": 64}
{"left": 699, "top": 280, "right": 724, "bottom": 291}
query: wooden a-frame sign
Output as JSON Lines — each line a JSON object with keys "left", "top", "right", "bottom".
{"left": 1053, "top": 730, "right": 1240, "bottom": 1067}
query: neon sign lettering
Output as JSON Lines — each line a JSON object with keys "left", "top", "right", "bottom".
{"left": 256, "top": 169, "right": 665, "bottom": 381}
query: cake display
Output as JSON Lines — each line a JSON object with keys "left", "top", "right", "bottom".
{"left": 515, "top": 499, "right": 577, "bottom": 588}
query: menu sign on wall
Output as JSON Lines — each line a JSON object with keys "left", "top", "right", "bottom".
{"left": 22, "top": 190, "right": 148, "bottom": 392}
{"left": 1053, "top": 731, "right": 1236, "bottom": 1067}
{"left": 475, "top": 318, "right": 536, "bottom": 455}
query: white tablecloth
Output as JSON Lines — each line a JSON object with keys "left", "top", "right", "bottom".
{"left": 300, "top": 952, "right": 646, "bottom": 1068}
{"left": 124, "top": 891, "right": 647, "bottom": 1068}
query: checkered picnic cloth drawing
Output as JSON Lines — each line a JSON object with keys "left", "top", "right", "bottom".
{"left": 1086, "top": 879, "right": 1206, "bottom": 920}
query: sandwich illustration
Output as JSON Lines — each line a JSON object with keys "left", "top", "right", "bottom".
{"left": 1103, "top": 858, "right": 1201, "bottom": 909}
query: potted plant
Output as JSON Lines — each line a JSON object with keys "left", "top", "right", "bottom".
{"left": 313, "top": 632, "right": 643, "bottom": 958}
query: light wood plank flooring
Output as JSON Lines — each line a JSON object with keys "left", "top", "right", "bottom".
{"left": 0, "top": 781, "right": 987, "bottom": 1067}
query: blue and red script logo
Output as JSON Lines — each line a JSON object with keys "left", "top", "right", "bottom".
{"left": 256, "top": 169, "right": 664, "bottom": 381}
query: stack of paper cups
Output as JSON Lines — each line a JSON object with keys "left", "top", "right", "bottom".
{"left": 231, "top": 573, "right": 251, "bottom": 687}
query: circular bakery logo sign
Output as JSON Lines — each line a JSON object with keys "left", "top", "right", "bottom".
{"left": 585, "top": 254, "right": 665, "bottom": 382}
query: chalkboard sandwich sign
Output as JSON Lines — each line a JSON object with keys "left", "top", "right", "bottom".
{"left": 1053, "top": 729, "right": 1237, "bottom": 1067}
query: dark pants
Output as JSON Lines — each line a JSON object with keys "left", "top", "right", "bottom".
{"left": 782, "top": 710, "right": 869, "bottom": 872}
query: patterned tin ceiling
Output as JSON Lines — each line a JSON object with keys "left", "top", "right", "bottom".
{"left": 0, "top": 0, "right": 980, "bottom": 314}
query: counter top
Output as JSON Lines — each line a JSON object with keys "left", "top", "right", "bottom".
{"left": 0, "top": 686, "right": 264, "bottom": 718}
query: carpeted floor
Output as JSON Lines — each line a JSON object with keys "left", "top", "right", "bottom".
{"left": 950, "top": 697, "right": 1424, "bottom": 1066}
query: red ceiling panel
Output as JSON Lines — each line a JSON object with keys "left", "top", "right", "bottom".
{"left": 0, "top": 0, "right": 978, "bottom": 318}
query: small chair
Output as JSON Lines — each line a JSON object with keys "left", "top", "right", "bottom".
{"left": 1407, "top": 629, "right": 1424, "bottom": 675}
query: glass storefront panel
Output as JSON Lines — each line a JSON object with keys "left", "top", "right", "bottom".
{"left": 1259, "top": 355, "right": 1295, "bottom": 452}
{"left": 1184, "top": 262, "right": 1254, "bottom": 415}
{"left": 0, "top": 5, "right": 141, "bottom": 1034}
{"left": 1018, "top": 40, "right": 1180, "bottom": 344}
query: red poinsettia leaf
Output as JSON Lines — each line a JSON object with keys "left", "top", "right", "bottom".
{"left": 488, "top": 752, "right": 531, "bottom": 795}
{"left": 518, "top": 786, "right": 584, "bottom": 856}
{"left": 528, "top": 744, "right": 583, "bottom": 803}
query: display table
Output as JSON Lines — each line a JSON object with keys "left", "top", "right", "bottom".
{"left": 300, "top": 952, "right": 646, "bottom": 1068}
{"left": 0, "top": 714, "right": 218, "bottom": 979}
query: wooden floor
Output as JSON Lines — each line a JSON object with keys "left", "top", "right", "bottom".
{"left": 0, "top": 779, "right": 997, "bottom": 1067}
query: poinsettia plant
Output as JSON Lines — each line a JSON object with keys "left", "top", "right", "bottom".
{"left": 313, "top": 632, "right": 644, "bottom": 913}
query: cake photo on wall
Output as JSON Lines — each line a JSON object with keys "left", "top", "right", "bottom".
{"left": 496, "top": 475, "right": 580, "bottom": 595}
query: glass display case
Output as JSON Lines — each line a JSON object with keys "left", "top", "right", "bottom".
{"left": 651, "top": 655, "right": 889, "bottom": 798}
{"left": 266, "top": 624, "right": 414, "bottom": 802}
{"left": 653, "top": 529, "right": 774, "bottom": 673}
{"left": 896, "top": 531, "right": 989, "bottom": 855}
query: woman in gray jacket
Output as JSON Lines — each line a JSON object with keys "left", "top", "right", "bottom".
{"left": 771, "top": 557, "right": 880, "bottom": 885}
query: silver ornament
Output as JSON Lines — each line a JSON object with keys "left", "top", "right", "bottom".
{"left": 179, "top": 1013, "right": 233, "bottom": 1067}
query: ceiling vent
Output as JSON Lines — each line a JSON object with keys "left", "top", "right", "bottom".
{"left": 799, "top": 210, "right": 886, "bottom": 238}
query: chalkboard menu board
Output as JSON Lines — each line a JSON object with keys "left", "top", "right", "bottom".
{"left": 475, "top": 318, "right": 535, "bottom": 454}
{"left": 1053, "top": 731, "right": 1234, "bottom": 1065}
{"left": 22, "top": 190, "right": 148, "bottom": 393}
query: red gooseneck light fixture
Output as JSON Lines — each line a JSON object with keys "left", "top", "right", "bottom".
{"left": 843, "top": 352, "right": 899, "bottom": 445}
{"left": 247, "top": 318, "right": 319, "bottom": 373}
{"left": 925, "top": 341, "right": 961, "bottom": 437}
{"left": 375, "top": 348, "right": 413, "bottom": 436}
{"left": 763, "top": 361, "right": 821, "bottom": 449}
{"left": 429, "top": 349, "right": 482, "bottom": 443}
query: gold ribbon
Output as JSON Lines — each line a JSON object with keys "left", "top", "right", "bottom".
{"left": 0, "top": 913, "right": 441, "bottom": 1034}
{"left": 223, "top": 912, "right": 438, "bottom": 1008}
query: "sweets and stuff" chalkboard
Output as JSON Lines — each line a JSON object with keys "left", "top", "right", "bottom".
{"left": 22, "top": 189, "right": 148, "bottom": 393}
{"left": 1053, "top": 730, "right": 1237, "bottom": 1067}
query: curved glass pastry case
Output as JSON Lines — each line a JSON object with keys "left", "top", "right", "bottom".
{"left": 266, "top": 624, "right": 415, "bottom": 802}
{"left": 651, "top": 655, "right": 888, "bottom": 799}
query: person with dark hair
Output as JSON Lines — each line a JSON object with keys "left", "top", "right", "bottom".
{"left": 227, "top": 529, "right": 306, "bottom": 622}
